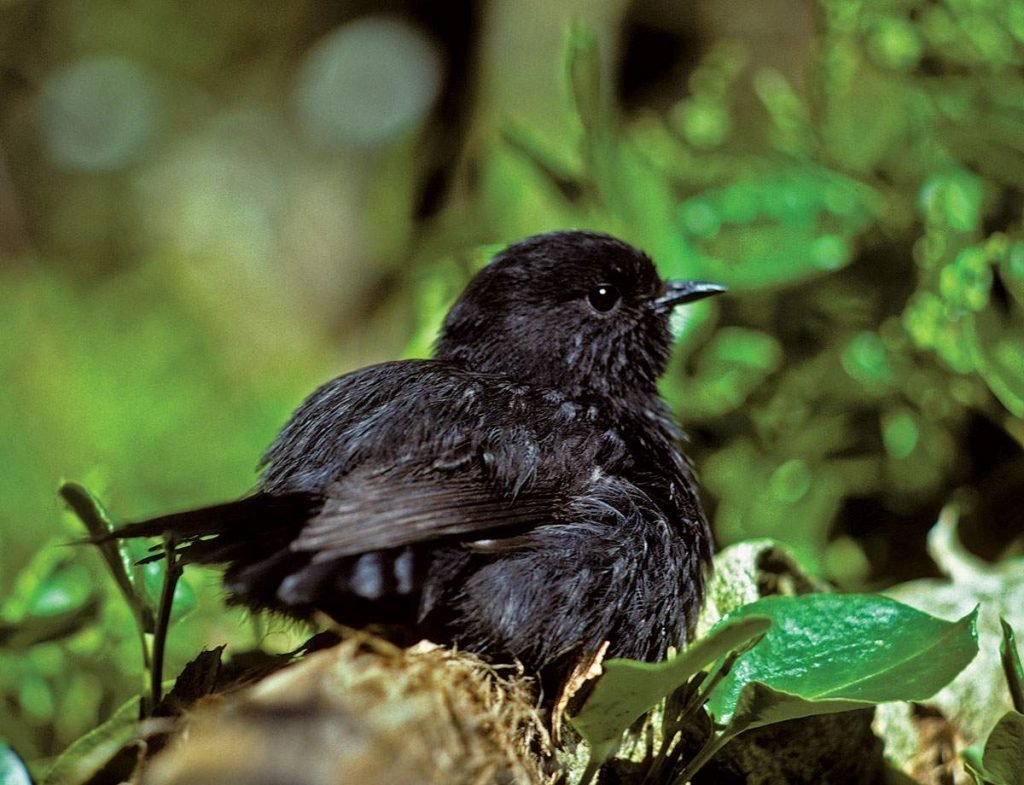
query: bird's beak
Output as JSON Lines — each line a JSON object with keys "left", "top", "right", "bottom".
{"left": 654, "top": 280, "right": 727, "bottom": 312}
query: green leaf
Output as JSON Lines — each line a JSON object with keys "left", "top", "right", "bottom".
{"left": 570, "top": 615, "right": 770, "bottom": 767}
{"left": 0, "top": 597, "right": 100, "bottom": 649}
{"left": 967, "top": 309, "right": 1024, "bottom": 419}
{"left": 500, "top": 122, "right": 583, "bottom": 200}
{"left": 984, "top": 711, "right": 1024, "bottom": 785}
{"left": 1001, "top": 620, "right": 1024, "bottom": 714}
{"left": 707, "top": 594, "right": 979, "bottom": 724}
{"left": 23, "top": 562, "right": 93, "bottom": 619}
{"left": 59, "top": 483, "right": 149, "bottom": 622}
{"left": 0, "top": 742, "right": 32, "bottom": 785}
{"left": 822, "top": 62, "right": 911, "bottom": 174}
{"left": 566, "top": 23, "right": 603, "bottom": 134}
{"left": 964, "top": 711, "right": 1024, "bottom": 785}
{"left": 42, "top": 698, "right": 140, "bottom": 785}
{"left": 0, "top": 544, "right": 100, "bottom": 647}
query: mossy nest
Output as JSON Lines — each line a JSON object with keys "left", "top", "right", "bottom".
{"left": 143, "top": 635, "right": 554, "bottom": 785}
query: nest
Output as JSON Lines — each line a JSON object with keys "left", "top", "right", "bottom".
{"left": 143, "top": 635, "right": 555, "bottom": 785}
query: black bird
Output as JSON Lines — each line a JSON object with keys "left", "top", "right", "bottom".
{"left": 97, "top": 230, "right": 724, "bottom": 675}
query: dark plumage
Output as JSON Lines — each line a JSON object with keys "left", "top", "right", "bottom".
{"left": 101, "top": 230, "right": 724, "bottom": 675}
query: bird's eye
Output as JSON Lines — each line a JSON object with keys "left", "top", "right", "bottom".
{"left": 587, "top": 284, "right": 621, "bottom": 313}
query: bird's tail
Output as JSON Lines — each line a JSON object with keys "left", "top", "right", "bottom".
{"left": 61, "top": 482, "right": 321, "bottom": 566}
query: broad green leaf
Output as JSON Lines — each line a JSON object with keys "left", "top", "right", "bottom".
{"left": 570, "top": 615, "right": 770, "bottom": 766}
{"left": 42, "top": 698, "right": 140, "bottom": 785}
{"left": 983, "top": 711, "right": 1024, "bottom": 785}
{"left": 1001, "top": 620, "right": 1024, "bottom": 713}
{"left": 879, "top": 509, "right": 1024, "bottom": 764}
{"left": 964, "top": 711, "right": 1024, "bottom": 785}
{"left": 707, "top": 594, "right": 978, "bottom": 724}
{"left": 0, "top": 742, "right": 32, "bottom": 785}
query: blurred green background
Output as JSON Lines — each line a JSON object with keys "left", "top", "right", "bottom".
{"left": 2, "top": 0, "right": 1023, "bottom": 768}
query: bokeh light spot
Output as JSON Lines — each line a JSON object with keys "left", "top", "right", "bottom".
{"left": 882, "top": 409, "right": 920, "bottom": 459}
{"left": 769, "top": 458, "right": 812, "bottom": 504}
{"left": 811, "top": 234, "right": 850, "bottom": 270}
{"left": 677, "top": 100, "right": 729, "bottom": 149}
{"left": 869, "top": 19, "right": 922, "bottom": 71}
{"left": 295, "top": 16, "right": 442, "bottom": 148}
{"left": 842, "top": 331, "right": 893, "bottom": 386}
{"left": 678, "top": 199, "right": 721, "bottom": 238}
{"left": 40, "top": 56, "right": 160, "bottom": 171}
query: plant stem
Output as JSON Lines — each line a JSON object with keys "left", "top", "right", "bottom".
{"left": 687, "top": 648, "right": 741, "bottom": 717}
{"left": 578, "top": 757, "right": 602, "bottom": 785}
{"left": 151, "top": 534, "right": 182, "bottom": 710}
{"left": 672, "top": 731, "right": 734, "bottom": 785}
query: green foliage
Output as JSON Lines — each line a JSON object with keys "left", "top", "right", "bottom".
{"left": 0, "top": 267, "right": 314, "bottom": 759}
{"left": 58, "top": 483, "right": 193, "bottom": 715}
{"left": 707, "top": 595, "right": 978, "bottom": 722}
{"left": 964, "top": 621, "right": 1024, "bottom": 785}
{"left": 435, "top": 0, "right": 1024, "bottom": 576}
{"left": 1002, "top": 619, "right": 1024, "bottom": 714}
{"left": 41, "top": 699, "right": 140, "bottom": 785}
{"left": 571, "top": 591, "right": 978, "bottom": 782}
{"left": 570, "top": 615, "right": 770, "bottom": 771}
{"left": 964, "top": 712, "right": 1024, "bottom": 785}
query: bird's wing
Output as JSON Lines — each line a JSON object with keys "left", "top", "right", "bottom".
{"left": 258, "top": 360, "right": 600, "bottom": 560}
{"left": 290, "top": 464, "right": 557, "bottom": 561}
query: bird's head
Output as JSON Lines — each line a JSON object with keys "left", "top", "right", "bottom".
{"left": 435, "top": 231, "right": 725, "bottom": 398}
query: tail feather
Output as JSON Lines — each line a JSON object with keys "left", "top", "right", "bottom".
{"left": 73, "top": 491, "right": 323, "bottom": 574}
{"left": 62, "top": 483, "right": 430, "bottom": 625}
{"left": 101, "top": 492, "right": 321, "bottom": 544}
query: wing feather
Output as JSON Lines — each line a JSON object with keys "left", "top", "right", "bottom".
{"left": 293, "top": 465, "right": 559, "bottom": 560}
{"left": 255, "top": 361, "right": 590, "bottom": 561}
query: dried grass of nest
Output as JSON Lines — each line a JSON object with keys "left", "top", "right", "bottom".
{"left": 144, "top": 634, "right": 556, "bottom": 785}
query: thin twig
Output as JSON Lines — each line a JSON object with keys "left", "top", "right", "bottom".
{"left": 578, "top": 757, "right": 603, "bottom": 785}
{"left": 686, "top": 646, "right": 744, "bottom": 717}
{"left": 151, "top": 533, "right": 182, "bottom": 710}
{"left": 672, "top": 731, "right": 734, "bottom": 785}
